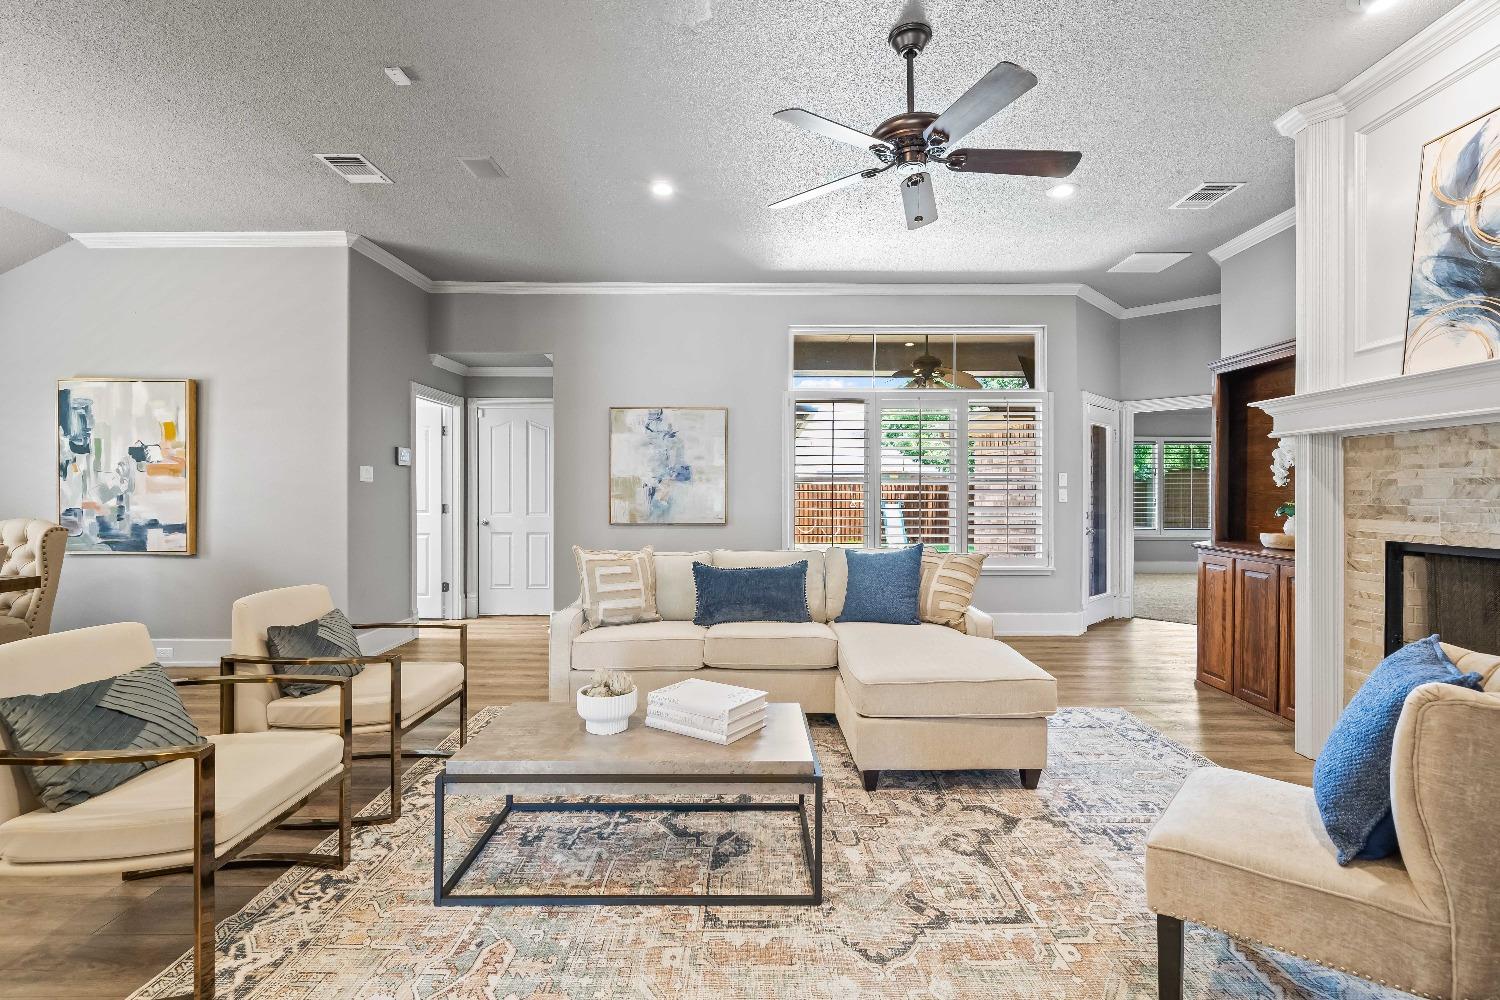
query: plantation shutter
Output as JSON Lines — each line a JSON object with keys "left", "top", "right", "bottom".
{"left": 1161, "top": 440, "right": 1211, "bottom": 530}
{"left": 1133, "top": 441, "right": 1159, "bottom": 530}
{"left": 792, "top": 400, "right": 868, "bottom": 548}
{"left": 967, "top": 399, "right": 1046, "bottom": 564}
{"left": 878, "top": 401, "right": 959, "bottom": 551}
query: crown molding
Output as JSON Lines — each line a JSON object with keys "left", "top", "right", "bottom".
{"left": 1119, "top": 294, "right": 1221, "bottom": 320}
{"left": 1209, "top": 208, "right": 1296, "bottom": 263}
{"left": 68, "top": 231, "right": 356, "bottom": 249}
{"left": 1125, "top": 394, "right": 1212, "bottom": 414}
{"left": 429, "top": 354, "right": 468, "bottom": 376}
{"left": 1336, "top": 0, "right": 1500, "bottom": 110}
{"left": 349, "top": 236, "right": 433, "bottom": 292}
{"left": 1074, "top": 285, "right": 1126, "bottom": 319}
{"left": 1275, "top": 94, "right": 1349, "bottom": 137}
{"left": 429, "top": 355, "right": 553, "bottom": 378}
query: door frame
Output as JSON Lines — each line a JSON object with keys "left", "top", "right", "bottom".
{"left": 1117, "top": 393, "right": 1213, "bottom": 619}
{"left": 1081, "top": 393, "right": 1123, "bottom": 627}
{"left": 465, "top": 397, "right": 555, "bottom": 618}
{"left": 410, "top": 383, "right": 465, "bottom": 620}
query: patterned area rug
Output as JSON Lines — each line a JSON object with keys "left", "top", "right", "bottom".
{"left": 131, "top": 707, "right": 1410, "bottom": 999}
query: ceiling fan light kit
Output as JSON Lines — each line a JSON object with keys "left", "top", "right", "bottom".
{"left": 770, "top": 8, "right": 1082, "bottom": 228}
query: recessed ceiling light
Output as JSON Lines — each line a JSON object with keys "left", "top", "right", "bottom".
{"left": 904, "top": 342, "right": 916, "bottom": 347}
{"left": 650, "top": 180, "right": 676, "bottom": 199}
{"left": 1046, "top": 182, "right": 1078, "bottom": 199}
{"left": 1346, "top": 0, "right": 1398, "bottom": 13}
{"left": 383, "top": 66, "right": 413, "bottom": 86}
{"left": 1108, "top": 252, "right": 1193, "bottom": 274}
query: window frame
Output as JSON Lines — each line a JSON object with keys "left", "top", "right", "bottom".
{"left": 1132, "top": 435, "right": 1212, "bottom": 538}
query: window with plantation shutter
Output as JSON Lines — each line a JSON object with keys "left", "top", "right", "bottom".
{"left": 792, "top": 400, "right": 867, "bottom": 548}
{"left": 1133, "top": 441, "right": 1160, "bottom": 531}
{"left": 878, "top": 401, "right": 959, "bottom": 551}
{"left": 1134, "top": 438, "right": 1210, "bottom": 534}
{"left": 1161, "top": 440, "right": 1211, "bottom": 531}
{"left": 967, "top": 399, "right": 1047, "bottom": 563}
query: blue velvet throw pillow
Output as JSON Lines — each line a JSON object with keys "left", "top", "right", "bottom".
{"left": 837, "top": 544, "right": 924, "bottom": 625}
{"left": 1313, "top": 635, "right": 1483, "bottom": 864}
{"left": 692, "top": 561, "right": 811, "bottom": 626}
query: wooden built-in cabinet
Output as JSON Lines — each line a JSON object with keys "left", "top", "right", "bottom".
{"left": 1196, "top": 542, "right": 1295, "bottom": 724}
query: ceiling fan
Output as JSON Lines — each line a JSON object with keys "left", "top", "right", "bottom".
{"left": 893, "top": 335, "right": 981, "bottom": 389}
{"left": 769, "top": 3, "right": 1081, "bottom": 230}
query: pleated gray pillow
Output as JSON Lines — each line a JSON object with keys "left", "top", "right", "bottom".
{"left": 265, "top": 608, "right": 365, "bottom": 697}
{"left": 0, "top": 663, "right": 203, "bottom": 812}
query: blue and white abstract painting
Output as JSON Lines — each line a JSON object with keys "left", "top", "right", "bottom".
{"left": 609, "top": 407, "right": 726, "bottom": 524}
{"left": 1403, "top": 107, "right": 1500, "bottom": 374}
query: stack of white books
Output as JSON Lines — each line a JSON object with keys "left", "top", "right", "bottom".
{"left": 645, "top": 678, "right": 768, "bottom": 745}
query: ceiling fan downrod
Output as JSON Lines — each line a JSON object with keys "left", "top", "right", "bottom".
{"left": 887, "top": 17, "right": 931, "bottom": 115}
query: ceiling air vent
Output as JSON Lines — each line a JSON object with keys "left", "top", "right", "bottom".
{"left": 1169, "top": 181, "right": 1243, "bottom": 210}
{"left": 459, "top": 156, "right": 507, "bottom": 180}
{"left": 314, "top": 153, "right": 392, "bottom": 184}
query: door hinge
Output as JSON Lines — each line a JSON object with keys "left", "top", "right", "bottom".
{"left": 441, "top": 502, "right": 449, "bottom": 513}
{"left": 442, "top": 582, "right": 451, "bottom": 593}
{"left": 441, "top": 424, "right": 449, "bottom": 436}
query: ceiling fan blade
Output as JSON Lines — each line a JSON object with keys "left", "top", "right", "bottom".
{"left": 944, "top": 148, "right": 1082, "bottom": 177}
{"left": 772, "top": 108, "right": 892, "bottom": 151}
{"left": 939, "top": 369, "right": 984, "bottom": 389}
{"left": 769, "top": 166, "right": 888, "bottom": 210}
{"left": 924, "top": 62, "right": 1037, "bottom": 146}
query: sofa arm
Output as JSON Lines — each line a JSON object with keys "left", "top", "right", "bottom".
{"left": 965, "top": 606, "right": 995, "bottom": 639}
{"left": 1391, "top": 683, "right": 1500, "bottom": 997}
{"left": 549, "top": 602, "right": 587, "bottom": 702}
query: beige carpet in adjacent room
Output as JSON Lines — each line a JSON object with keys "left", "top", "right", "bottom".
{"left": 1133, "top": 572, "right": 1197, "bottom": 625}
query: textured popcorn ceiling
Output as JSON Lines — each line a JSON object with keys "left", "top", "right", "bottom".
{"left": 0, "top": 0, "right": 1463, "bottom": 305}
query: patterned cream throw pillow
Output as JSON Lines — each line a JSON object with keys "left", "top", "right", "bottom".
{"left": 919, "top": 551, "right": 986, "bottom": 631}
{"left": 574, "top": 546, "right": 661, "bottom": 627}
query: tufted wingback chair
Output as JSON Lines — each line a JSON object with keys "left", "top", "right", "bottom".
{"left": 0, "top": 519, "right": 66, "bottom": 646}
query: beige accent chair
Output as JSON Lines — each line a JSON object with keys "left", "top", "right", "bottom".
{"left": 226, "top": 585, "right": 468, "bottom": 824}
{"left": 0, "top": 622, "right": 353, "bottom": 1000}
{"left": 551, "top": 549, "right": 1057, "bottom": 791}
{"left": 1147, "top": 643, "right": 1500, "bottom": 1000}
{"left": 0, "top": 519, "right": 66, "bottom": 645}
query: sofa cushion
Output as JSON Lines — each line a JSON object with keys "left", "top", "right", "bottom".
{"left": 713, "top": 550, "right": 826, "bottom": 622}
{"left": 652, "top": 550, "right": 711, "bottom": 621}
{"left": 572, "top": 621, "right": 706, "bottom": 672}
{"left": 574, "top": 546, "right": 660, "bottom": 627}
{"left": 265, "top": 608, "right": 365, "bottom": 697}
{"left": 704, "top": 622, "right": 838, "bottom": 670}
{"left": 833, "top": 622, "right": 1057, "bottom": 718}
{"left": 836, "top": 545, "right": 922, "bottom": 625}
{"left": 265, "top": 660, "right": 463, "bottom": 729}
{"left": 693, "top": 562, "right": 811, "bottom": 626}
{"left": 0, "top": 730, "right": 344, "bottom": 864}
{"left": 919, "top": 551, "right": 986, "bottom": 631}
{"left": 1146, "top": 767, "right": 1451, "bottom": 1000}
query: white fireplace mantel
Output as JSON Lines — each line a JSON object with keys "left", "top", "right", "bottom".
{"left": 1255, "top": 359, "right": 1500, "bottom": 439}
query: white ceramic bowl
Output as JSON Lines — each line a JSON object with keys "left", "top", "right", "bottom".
{"left": 576, "top": 688, "right": 637, "bottom": 735}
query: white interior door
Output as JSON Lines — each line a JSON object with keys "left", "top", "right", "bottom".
{"left": 414, "top": 397, "right": 445, "bottom": 619}
{"left": 477, "top": 403, "right": 553, "bottom": 615}
{"left": 1083, "top": 396, "right": 1121, "bottom": 627}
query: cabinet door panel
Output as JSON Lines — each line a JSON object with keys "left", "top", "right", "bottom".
{"left": 1279, "top": 564, "right": 1295, "bottom": 721}
{"left": 1197, "top": 554, "right": 1235, "bottom": 693}
{"left": 1234, "top": 557, "right": 1281, "bottom": 713}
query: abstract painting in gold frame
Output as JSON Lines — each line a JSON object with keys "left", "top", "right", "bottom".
{"left": 1402, "top": 105, "right": 1500, "bottom": 374}
{"left": 57, "top": 378, "right": 198, "bottom": 554}
{"left": 609, "top": 406, "right": 726, "bottom": 525}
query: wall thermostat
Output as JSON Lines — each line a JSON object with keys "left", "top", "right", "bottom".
{"left": 394, "top": 447, "right": 413, "bottom": 467}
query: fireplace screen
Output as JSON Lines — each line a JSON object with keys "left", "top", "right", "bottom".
{"left": 1385, "top": 541, "right": 1500, "bottom": 656}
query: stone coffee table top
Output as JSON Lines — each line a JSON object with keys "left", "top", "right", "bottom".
{"left": 447, "top": 701, "right": 816, "bottom": 778}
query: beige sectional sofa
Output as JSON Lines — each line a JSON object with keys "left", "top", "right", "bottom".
{"left": 550, "top": 548, "right": 1058, "bottom": 790}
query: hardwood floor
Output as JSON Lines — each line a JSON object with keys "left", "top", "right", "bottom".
{"left": 0, "top": 616, "right": 1306, "bottom": 999}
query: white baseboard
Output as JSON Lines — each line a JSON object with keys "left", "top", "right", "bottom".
{"left": 360, "top": 623, "right": 418, "bottom": 655}
{"left": 993, "top": 611, "right": 1086, "bottom": 637}
{"left": 1135, "top": 561, "right": 1198, "bottom": 574}
{"left": 151, "top": 618, "right": 416, "bottom": 668}
{"left": 465, "top": 593, "right": 479, "bottom": 618}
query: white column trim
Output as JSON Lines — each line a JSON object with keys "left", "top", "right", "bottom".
{"left": 1295, "top": 433, "right": 1344, "bottom": 758}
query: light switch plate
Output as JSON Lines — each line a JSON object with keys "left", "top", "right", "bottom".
{"left": 1058, "top": 488, "right": 1069, "bottom": 503}
{"left": 359, "top": 465, "right": 375, "bottom": 483}
{"left": 1058, "top": 473, "right": 1068, "bottom": 487}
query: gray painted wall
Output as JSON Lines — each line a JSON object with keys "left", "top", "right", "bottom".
{"left": 464, "top": 375, "right": 553, "bottom": 399}
{"left": 1133, "top": 408, "right": 1212, "bottom": 567}
{"left": 0, "top": 243, "right": 350, "bottom": 643}
{"left": 430, "top": 291, "right": 1109, "bottom": 620}
{"left": 1220, "top": 228, "right": 1295, "bottom": 358}
{"left": 346, "top": 252, "right": 463, "bottom": 625}
{"left": 1120, "top": 306, "right": 1220, "bottom": 400}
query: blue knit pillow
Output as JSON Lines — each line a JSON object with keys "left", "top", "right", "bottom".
{"left": 837, "top": 545, "right": 924, "bottom": 625}
{"left": 1313, "top": 635, "right": 1482, "bottom": 864}
{"left": 692, "top": 561, "right": 811, "bottom": 626}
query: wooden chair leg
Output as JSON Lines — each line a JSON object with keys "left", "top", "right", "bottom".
{"left": 861, "top": 769, "right": 881, "bottom": 792}
{"left": 192, "top": 751, "right": 216, "bottom": 1000}
{"left": 1020, "top": 768, "right": 1042, "bottom": 789}
{"left": 1157, "top": 914, "right": 1183, "bottom": 1000}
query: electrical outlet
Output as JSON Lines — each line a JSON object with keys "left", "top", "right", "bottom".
{"left": 155, "top": 646, "right": 174, "bottom": 661}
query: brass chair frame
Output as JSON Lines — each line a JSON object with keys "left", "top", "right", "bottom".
{"left": 221, "top": 621, "right": 467, "bottom": 826}
{"left": 0, "top": 672, "right": 353, "bottom": 1000}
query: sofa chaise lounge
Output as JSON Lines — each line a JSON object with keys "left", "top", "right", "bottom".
{"left": 550, "top": 549, "right": 1058, "bottom": 790}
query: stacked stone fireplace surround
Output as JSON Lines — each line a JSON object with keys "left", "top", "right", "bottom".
{"left": 1343, "top": 423, "right": 1500, "bottom": 703}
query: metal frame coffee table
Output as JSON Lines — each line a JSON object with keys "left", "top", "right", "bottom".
{"left": 434, "top": 701, "right": 823, "bottom": 906}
